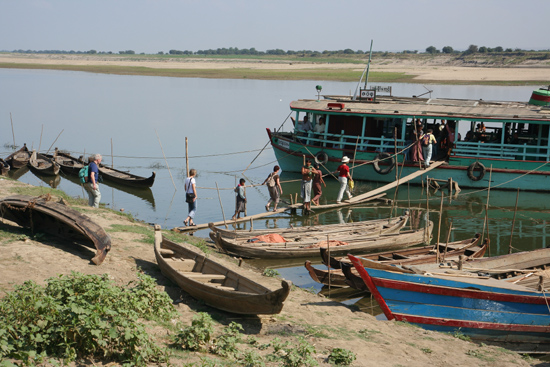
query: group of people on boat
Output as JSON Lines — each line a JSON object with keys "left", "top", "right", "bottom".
{"left": 406, "top": 119, "right": 456, "bottom": 167}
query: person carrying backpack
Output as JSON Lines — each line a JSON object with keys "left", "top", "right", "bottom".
{"left": 421, "top": 129, "right": 437, "bottom": 168}
{"left": 262, "top": 165, "right": 282, "bottom": 212}
{"left": 84, "top": 154, "right": 102, "bottom": 207}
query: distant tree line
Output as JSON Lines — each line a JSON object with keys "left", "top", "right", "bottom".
{"left": 5, "top": 46, "right": 550, "bottom": 57}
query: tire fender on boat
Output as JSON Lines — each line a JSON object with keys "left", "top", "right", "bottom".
{"left": 373, "top": 152, "right": 395, "bottom": 175}
{"left": 467, "top": 161, "right": 486, "bottom": 181}
{"left": 315, "top": 151, "right": 329, "bottom": 165}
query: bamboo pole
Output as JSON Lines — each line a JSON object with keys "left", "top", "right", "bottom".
{"left": 155, "top": 129, "right": 177, "bottom": 191}
{"left": 215, "top": 182, "right": 228, "bottom": 229}
{"left": 480, "top": 165, "right": 493, "bottom": 254}
{"left": 327, "top": 233, "right": 331, "bottom": 294}
{"left": 10, "top": 113, "right": 15, "bottom": 148}
{"left": 351, "top": 136, "right": 360, "bottom": 177}
{"left": 436, "top": 193, "right": 444, "bottom": 263}
{"left": 185, "top": 137, "right": 189, "bottom": 177}
{"left": 45, "top": 129, "right": 64, "bottom": 155}
{"left": 443, "top": 220, "right": 453, "bottom": 261}
{"left": 425, "top": 175, "right": 429, "bottom": 242}
{"left": 111, "top": 138, "right": 114, "bottom": 168}
{"left": 38, "top": 124, "right": 43, "bottom": 153}
{"left": 508, "top": 188, "right": 520, "bottom": 254}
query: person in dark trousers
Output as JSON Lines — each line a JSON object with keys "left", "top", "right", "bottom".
{"left": 231, "top": 178, "right": 247, "bottom": 220}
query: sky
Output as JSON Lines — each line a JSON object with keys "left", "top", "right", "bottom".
{"left": 1, "top": 0, "right": 549, "bottom": 54}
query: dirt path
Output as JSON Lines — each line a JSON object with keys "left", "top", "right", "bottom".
{"left": 0, "top": 177, "right": 544, "bottom": 366}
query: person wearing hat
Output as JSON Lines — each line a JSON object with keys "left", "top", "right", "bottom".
{"left": 334, "top": 156, "right": 353, "bottom": 203}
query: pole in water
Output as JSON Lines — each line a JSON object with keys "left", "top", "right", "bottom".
{"left": 508, "top": 188, "right": 519, "bottom": 254}
{"left": 10, "top": 113, "right": 15, "bottom": 148}
{"left": 215, "top": 182, "right": 228, "bottom": 229}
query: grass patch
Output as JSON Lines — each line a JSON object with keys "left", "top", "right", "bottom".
{"left": 106, "top": 224, "right": 154, "bottom": 243}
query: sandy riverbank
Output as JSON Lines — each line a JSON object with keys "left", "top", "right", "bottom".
{"left": 0, "top": 177, "right": 545, "bottom": 366}
{"left": 1, "top": 53, "right": 550, "bottom": 84}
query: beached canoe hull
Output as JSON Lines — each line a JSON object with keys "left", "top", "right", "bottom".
{"left": 349, "top": 254, "right": 550, "bottom": 353}
{"left": 0, "top": 195, "right": 111, "bottom": 264}
{"left": 28, "top": 151, "right": 60, "bottom": 176}
{"left": 212, "top": 221, "right": 432, "bottom": 259}
{"left": 154, "top": 226, "right": 290, "bottom": 315}
{"left": 5, "top": 144, "right": 31, "bottom": 169}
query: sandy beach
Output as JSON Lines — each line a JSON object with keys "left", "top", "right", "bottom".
{"left": 1, "top": 53, "right": 550, "bottom": 83}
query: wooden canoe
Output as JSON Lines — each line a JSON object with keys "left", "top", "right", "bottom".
{"left": 211, "top": 221, "right": 433, "bottom": 259}
{"left": 0, "top": 195, "right": 111, "bottom": 264}
{"left": 28, "top": 150, "right": 60, "bottom": 176}
{"left": 99, "top": 164, "right": 155, "bottom": 188}
{"left": 154, "top": 225, "right": 290, "bottom": 314}
{"left": 209, "top": 214, "right": 409, "bottom": 240}
{"left": 5, "top": 144, "right": 31, "bottom": 169}
{"left": 348, "top": 253, "right": 550, "bottom": 353}
{"left": 309, "top": 236, "right": 488, "bottom": 290}
{"left": 44, "top": 149, "right": 85, "bottom": 176}
{"left": 209, "top": 215, "right": 409, "bottom": 254}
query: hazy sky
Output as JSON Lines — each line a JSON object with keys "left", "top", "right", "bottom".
{"left": 1, "top": 0, "right": 549, "bottom": 54}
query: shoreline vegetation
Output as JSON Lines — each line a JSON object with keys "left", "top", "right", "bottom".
{"left": 1, "top": 52, "right": 550, "bottom": 85}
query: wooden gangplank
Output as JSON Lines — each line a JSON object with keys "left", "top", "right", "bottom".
{"left": 172, "top": 193, "right": 388, "bottom": 233}
{"left": 349, "top": 160, "right": 446, "bottom": 203}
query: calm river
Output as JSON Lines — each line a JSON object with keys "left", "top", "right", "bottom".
{"left": 1, "top": 69, "right": 548, "bottom": 306}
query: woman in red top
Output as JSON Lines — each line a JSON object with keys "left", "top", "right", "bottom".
{"left": 334, "top": 156, "right": 353, "bottom": 203}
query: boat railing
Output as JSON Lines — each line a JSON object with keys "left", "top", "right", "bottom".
{"left": 454, "top": 141, "right": 549, "bottom": 161}
{"left": 295, "top": 130, "right": 406, "bottom": 153}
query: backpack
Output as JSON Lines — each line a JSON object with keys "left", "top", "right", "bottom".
{"left": 266, "top": 173, "right": 276, "bottom": 188}
{"left": 79, "top": 165, "right": 89, "bottom": 184}
{"left": 421, "top": 134, "right": 430, "bottom": 147}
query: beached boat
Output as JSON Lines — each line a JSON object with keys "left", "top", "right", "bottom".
{"left": 348, "top": 248, "right": 550, "bottom": 353}
{"left": 28, "top": 150, "right": 60, "bottom": 176}
{"left": 45, "top": 149, "right": 85, "bottom": 176}
{"left": 209, "top": 213, "right": 409, "bottom": 240}
{"left": 153, "top": 225, "right": 290, "bottom": 314}
{"left": 211, "top": 221, "right": 433, "bottom": 259}
{"left": 0, "top": 195, "right": 111, "bottom": 264}
{"left": 268, "top": 87, "right": 550, "bottom": 191}
{"left": 306, "top": 235, "right": 486, "bottom": 289}
{"left": 99, "top": 164, "right": 155, "bottom": 188}
{"left": 5, "top": 143, "right": 31, "bottom": 169}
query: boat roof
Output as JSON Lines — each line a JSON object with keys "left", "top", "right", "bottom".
{"left": 290, "top": 95, "right": 550, "bottom": 123}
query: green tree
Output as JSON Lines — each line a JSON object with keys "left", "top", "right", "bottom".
{"left": 464, "top": 44, "right": 478, "bottom": 55}
{"left": 425, "top": 46, "right": 439, "bottom": 54}
{"left": 442, "top": 46, "right": 454, "bottom": 54}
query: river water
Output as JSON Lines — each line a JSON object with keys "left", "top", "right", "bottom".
{"left": 1, "top": 68, "right": 548, "bottom": 308}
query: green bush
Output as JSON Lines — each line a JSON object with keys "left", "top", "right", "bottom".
{"left": 0, "top": 271, "right": 175, "bottom": 366}
{"left": 328, "top": 347, "right": 356, "bottom": 365}
{"left": 174, "top": 312, "right": 215, "bottom": 351}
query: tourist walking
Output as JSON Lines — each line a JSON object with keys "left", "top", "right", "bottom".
{"left": 183, "top": 168, "right": 197, "bottom": 226}
{"left": 84, "top": 154, "right": 102, "bottom": 208}
{"left": 334, "top": 156, "right": 353, "bottom": 203}
{"left": 262, "top": 165, "right": 283, "bottom": 211}
{"left": 421, "top": 129, "right": 437, "bottom": 168}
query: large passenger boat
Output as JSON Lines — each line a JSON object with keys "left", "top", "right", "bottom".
{"left": 267, "top": 87, "right": 550, "bottom": 191}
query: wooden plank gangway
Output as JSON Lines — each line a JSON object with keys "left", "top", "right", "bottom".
{"left": 172, "top": 161, "right": 444, "bottom": 233}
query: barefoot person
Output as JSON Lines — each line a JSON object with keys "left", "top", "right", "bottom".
{"left": 231, "top": 178, "right": 247, "bottom": 220}
{"left": 263, "top": 165, "right": 283, "bottom": 211}
{"left": 301, "top": 159, "right": 316, "bottom": 213}
{"left": 183, "top": 168, "right": 197, "bottom": 226}
{"left": 311, "top": 164, "right": 326, "bottom": 205}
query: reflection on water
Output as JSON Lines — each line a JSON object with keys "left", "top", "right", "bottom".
{"left": 2, "top": 69, "right": 550, "bottom": 316}
{"left": 31, "top": 171, "right": 61, "bottom": 189}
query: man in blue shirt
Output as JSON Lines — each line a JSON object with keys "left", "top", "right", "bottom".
{"left": 85, "top": 154, "right": 102, "bottom": 208}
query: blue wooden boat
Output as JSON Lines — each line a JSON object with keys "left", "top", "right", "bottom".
{"left": 268, "top": 87, "right": 550, "bottom": 191}
{"left": 348, "top": 250, "right": 550, "bottom": 353}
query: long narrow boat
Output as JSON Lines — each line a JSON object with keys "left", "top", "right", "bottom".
{"left": 4, "top": 143, "right": 31, "bottom": 169}
{"left": 212, "top": 221, "right": 433, "bottom": 259}
{"left": 28, "top": 150, "right": 60, "bottom": 176}
{"left": 0, "top": 195, "right": 111, "bottom": 264}
{"left": 210, "top": 214, "right": 409, "bottom": 240}
{"left": 45, "top": 149, "right": 84, "bottom": 176}
{"left": 153, "top": 225, "right": 290, "bottom": 315}
{"left": 306, "top": 235, "right": 487, "bottom": 289}
{"left": 268, "top": 87, "right": 550, "bottom": 192}
{"left": 348, "top": 249, "right": 550, "bottom": 353}
{"left": 99, "top": 164, "right": 155, "bottom": 188}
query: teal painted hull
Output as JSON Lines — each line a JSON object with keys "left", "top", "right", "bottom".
{"left": 269, "top": 133, "right": 550, "bottom": 192}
